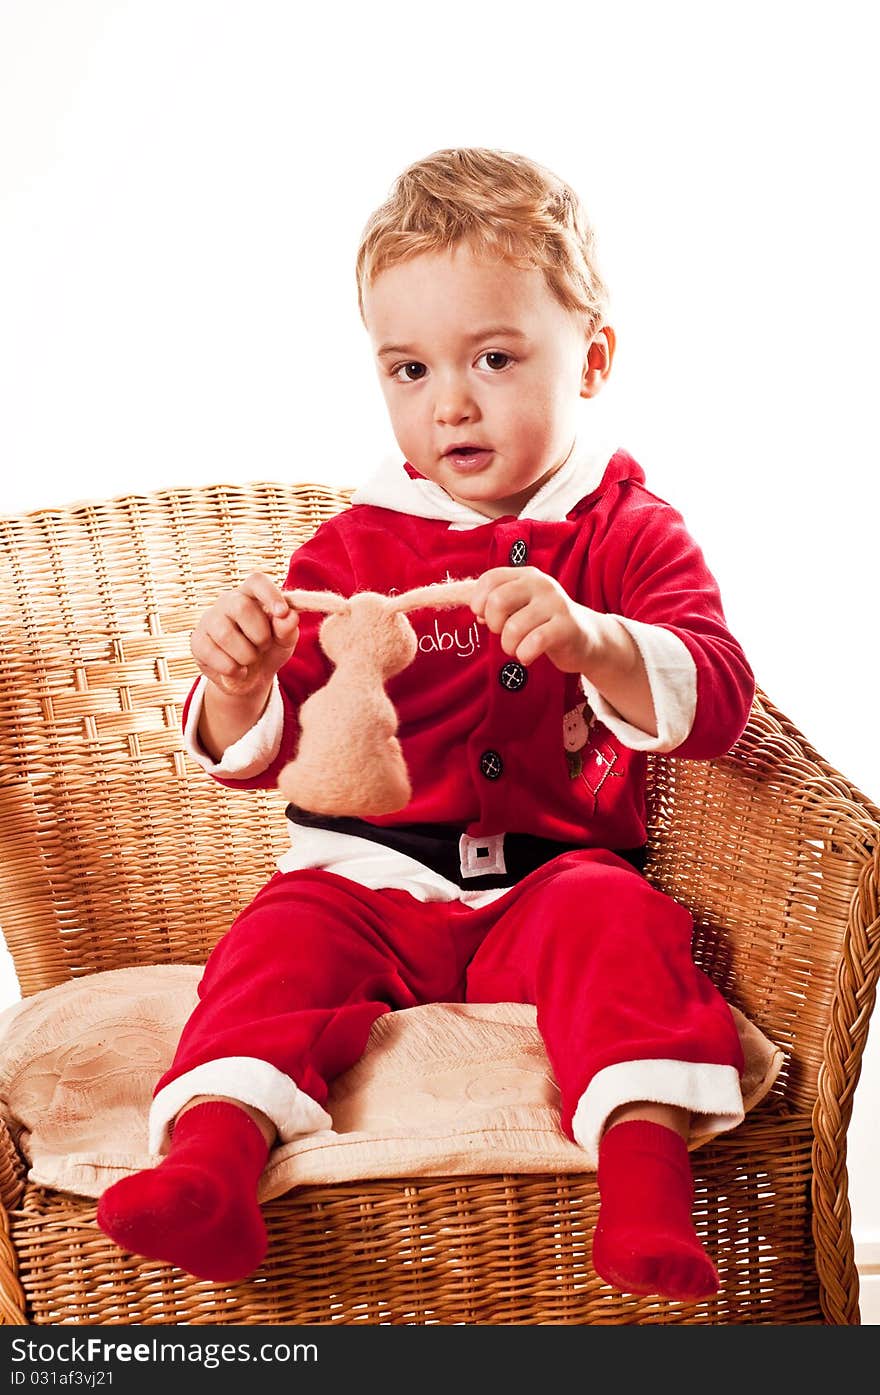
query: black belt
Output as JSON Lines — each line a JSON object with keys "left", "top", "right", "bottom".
{"left": 285, "top": 805, "right": 646, "bottom": 891}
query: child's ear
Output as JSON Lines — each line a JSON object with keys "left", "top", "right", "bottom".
{"left": 581, "top": 326, "right": 615, "bottom": 398}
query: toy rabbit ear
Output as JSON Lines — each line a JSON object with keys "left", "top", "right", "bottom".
{"left": 283, "top": 580, "right": 477, "bottom": 616}
{"left": 283, "top": 589, "right": 351, "bottom": 615}
{"left": 389, "top": 578, "right": 478, "bottom": 614}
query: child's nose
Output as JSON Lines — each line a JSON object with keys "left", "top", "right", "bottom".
{"left": 432, "top": 374, "right": 478, "bottom": 424}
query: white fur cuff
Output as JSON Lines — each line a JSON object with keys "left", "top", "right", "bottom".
{"left": 581, "top": 617, "right": 696, "bottom": 752}
{"left": 183, "top": 675, "right": 285, "bottom": 778}
{"left": 571, "top": 1058, "right": 744, "bottom": 1166}
{"left": 148, "top": 1055, "right": 334, "bottom": 1154}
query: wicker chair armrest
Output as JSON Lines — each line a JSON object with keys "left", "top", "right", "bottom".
{"left": 0, "top": 1113, "right": 26, "bottom": 1213}
{"left": 645, "top": 688, "right": 880, "bottom": 1114}
{"left": 811, "top": 828, "right": 880, "bottom": 1323}
{"left": 0, "top": 1113, "right": 27, "bottom": 1324}
{"left": 0, "top": 1209, "right": 25, "bottom": 1325}
{"left": 643, "top": 689, "right": 880, "bottom": 1323}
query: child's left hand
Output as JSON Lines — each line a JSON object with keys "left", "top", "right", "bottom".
{"left": 469, "top": 567, "right": 605, "bottom": 673}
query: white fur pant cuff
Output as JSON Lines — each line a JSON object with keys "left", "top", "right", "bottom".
{"left": 148, "top": 1055, "right": 334, "bottom": 1155}
{"left": 571, "top": 1059, "right": 744, "bottom": 1167}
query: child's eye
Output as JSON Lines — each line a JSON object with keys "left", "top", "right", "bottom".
{"left": 391, "top": 362, "right": 427, "bottom": 383}
{"left": 390, "top": 351, "right": 515, "bottom": 383}
{"left": 476, "top": 350, "right": 514, "bottom": 371}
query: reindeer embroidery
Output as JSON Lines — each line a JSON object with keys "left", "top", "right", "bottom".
{"left": 278, "top": 579, "right": 478, "bottom": 816}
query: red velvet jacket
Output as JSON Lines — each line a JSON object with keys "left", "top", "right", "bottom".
{"left": 182, "top": 447, "right": 755, "bottom": 853}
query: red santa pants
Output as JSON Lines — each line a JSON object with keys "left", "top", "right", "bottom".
{"left": 152, "top": 848, "right": 744, "bottom": 1157}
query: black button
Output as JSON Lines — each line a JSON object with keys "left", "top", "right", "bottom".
{"left": 499, "top": 661, "right": 528, "bottom": 692}
{"left": 509, "top": 539, "right": 528, "bottom": 566}
{"left": 479, "top": 750, "right": 504, "bottom": 780}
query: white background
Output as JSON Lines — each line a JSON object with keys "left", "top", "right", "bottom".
{"left": 1, "top": 0, "right": 878, "bottom": 1276}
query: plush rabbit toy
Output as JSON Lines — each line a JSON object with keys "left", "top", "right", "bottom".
{"left": 278, "top": 579, "right": 478, "bottom": 816}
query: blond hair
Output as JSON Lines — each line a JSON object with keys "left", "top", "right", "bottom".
{"left": 355, "top": 147, "right": 610, "bottom": 338}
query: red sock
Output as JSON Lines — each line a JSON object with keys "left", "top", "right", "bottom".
{"left": 592, "top": 1119, "right": 720, "bottom": 1302}
{"left": 97, "top": 1101, "right": 270, "bottom": 1283}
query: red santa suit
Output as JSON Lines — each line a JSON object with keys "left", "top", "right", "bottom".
{"left": 149, "top": 435, "right": 755, "bottom": 1165}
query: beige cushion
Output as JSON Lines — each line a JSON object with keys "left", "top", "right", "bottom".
{"left": 0, "top": 965, "right": 784, "bottom": 1204}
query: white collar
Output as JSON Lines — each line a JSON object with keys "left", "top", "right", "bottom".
{"left": 350, "top": 432, "right": 620, "bottom": 529}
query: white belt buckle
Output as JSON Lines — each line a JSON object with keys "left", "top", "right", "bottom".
{"left": 459, "top": 832, "right": 507, "bottom": 879}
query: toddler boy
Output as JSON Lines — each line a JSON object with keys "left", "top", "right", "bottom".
{"left": 98, "top": 147, "right": 755, "bottom": 1303}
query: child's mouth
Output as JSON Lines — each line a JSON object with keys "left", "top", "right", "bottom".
{"left": 445, "top": 448, "right": 493, "bottom": 472}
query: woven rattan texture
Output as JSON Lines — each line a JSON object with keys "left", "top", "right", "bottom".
{"left": 8, "top": 1115, "right": 818, "bottom": 1325}
{"left": 1, "top": 480, "right": 878, "bottom": 1325}
{"left": 0, "top": 483, "right": 352, "bottom": 991}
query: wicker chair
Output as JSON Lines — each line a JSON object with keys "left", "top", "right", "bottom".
{"left": 0, "top": 480, "right": 878, "bottom": 1327}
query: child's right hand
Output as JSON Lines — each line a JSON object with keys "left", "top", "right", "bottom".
{"left": 190, "top": 572, "right": 300, "bottom": 697}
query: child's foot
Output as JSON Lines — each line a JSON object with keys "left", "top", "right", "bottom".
{"left": 97, "top": 1100, "right": 270, "bottom": 1283}
{"left": 592, "top": 1118, "right": 720, "bottom": 1302}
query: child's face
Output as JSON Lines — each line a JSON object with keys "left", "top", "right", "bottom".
{"left": 363, "top": 242, "right": 614, "bottom": 518}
